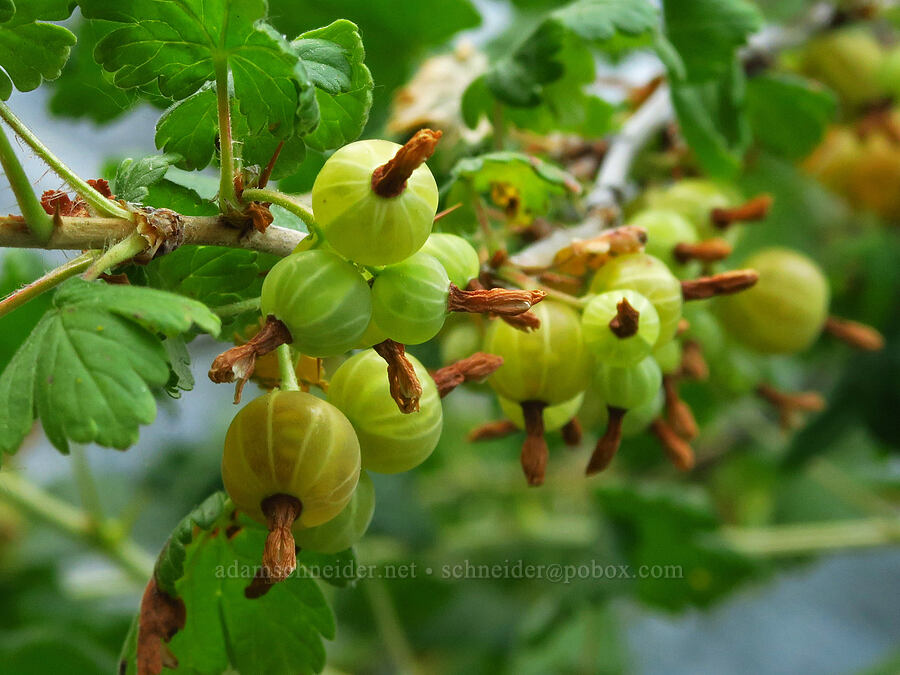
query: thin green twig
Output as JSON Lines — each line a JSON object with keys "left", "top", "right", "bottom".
{"left": 82, "top": 232, "right": 148, "bottom": 281}
{"left": 0, "top": 122, "right": 54, "bottom": 241}
{"left": 0, "top": 250, "right": 99, "bottom": 319}
{"left": 0, "top": 102, "right": 132, "bottom": 220}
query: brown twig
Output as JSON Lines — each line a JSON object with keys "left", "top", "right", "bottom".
{"left": 371, "top": 128, "right": 442, "bottom": 197}
{"left": 258, "top": 140, "right": 285, "bottom": 189}
{"left": 681, "top": 269, "right": 759, "bottom": 301}
{"left": 824, "top": 316, "right": 885, "bottom": 351}
{"left": 208, "top": 316, "right": 292, "bottom": 403}
{"left": 431, "top": 352, "right": 503, "bottom": 397}
{"left": 373, "top": 339, "right": 423, "bottom": 413}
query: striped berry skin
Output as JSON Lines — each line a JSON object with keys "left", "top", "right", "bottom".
{"left": 261, "top": 249, "right": 372, "bottom": 357}
{"left": 312, "top": 139, "right": 439, "bottom": 266}
{"left": 294, "top": 471, "right": 376, "bottom": 554}
{"left": 372, "top": 251, "right": 450, "bottom": 345}
{"left": 328, "top": 350, "right": 443, "bottom": 474}
{"left": 222, "top": 391, "right": 361, "bottom": 528}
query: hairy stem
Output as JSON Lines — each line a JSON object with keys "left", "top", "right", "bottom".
{"left": 241, "top": 187, "right": 319, "bottom": 236}
{"left": 0, "top": 250, "right": 98, "bottom": 319}
{"left": 0, "top": 471, "right": 154, "bottom": 583}
{"left": 0, "top": 102, "right": 132, "bottom": 220}
{"left": 215, "top": 59, "right": 239, "bottom": 213}
{"left": 277, "top": 343, "right": 300, "bottom": 392}
{"left": 83, "top": 232, "right": 149, "bottom": 281}
{"left": 0, "top": 122, "right": 54, "bottom": 241}
{"left": 213, "top": 296, "right": 261, "bottom": 318}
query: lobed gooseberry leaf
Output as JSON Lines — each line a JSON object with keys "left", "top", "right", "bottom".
{"left": 745, "top": 74, "right": 837, "bottom": 159}
{"left": 0, "top": 279, "right": 220, "bottom": 456}
{"left": 112, "top": 153, "right": 182, "bottom": 203}
{"left": 292, "top": 19, "right": 373, "bottom": 153}
{"left": 48, "top": 20, "right": 140, "bottom": 123}
{"left": 0, "top": 0, "right": 77, "bottom": 99}
{"left": 163, "top": 335, "right": 194, "bottom": 398}
{"left": 596, "top": 482, "right": 761, "bottom": 610}
{"left": 154, "top": 84, "right": 219, "bottom": 171}
{"left": 120, "top": 493, "right": 336, "bottom": 674}
{"left": 79, "top": 0, "right": 318, "bottom": 138}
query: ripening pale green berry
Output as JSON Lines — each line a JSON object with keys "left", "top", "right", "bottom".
{"left": 594, "top": 355, "right": 662, "bottom": 411}
{"left": 498, "top": 392, "right": 584, "bottom": 432}
{"left": 484, "top": 301, "right": 592, "bottom": 405}
{"left": 653, "top": 339, "right": 682, "bottom": 375}
{"left": 627, "top": 209, "right": 699, "bottom": 274}
{"left": 716, "top": 248, "right": 829, "bottom": 354}
{"left": 645, "top": 179, "right": 738, "bottom": 240}
{"left": 372, "top": 252, "right": 450, "bottom": 345}
{"left": 582, "top": 289, "right": 660, "bottom": 367}
{"left": 222, "top": 391, "right": 361, "bottom": 528}
{"left": 419, "top": 233, "right": 480, "bottom": 288}
{"left": 261, "top": 249, "right": 372, "bottom": 357}
{"left": 294, "top": 471, "right": 375, "bottom": 554}
{"left": 590, "top": 388, "right": 664, "bottom": 437}
{"left": 590, "top": 253, "right": 683, "bottom": 347}
{"left": 312, "top": 139, "right": 439, "bottom": 265}
{"left": 328, "top": 350, "right": 443, "bottom": 473}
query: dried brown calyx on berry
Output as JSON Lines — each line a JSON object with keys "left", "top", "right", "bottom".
{"left": 208, "top": 316, "right": 292, "bottom": 403}
{"left": 824, "top": 316, "right": 885, "bottom": 351}
{"left": 673, "top": 238, "right": 732, "bottom": 264}
{"left": 431, "top": 352, "right": 503, "bottom": 397}
{"left": 465, "top": 279, "right": 542, "bottom": 332}
{"left": 371, "top": 128, "right": 442, "bottom": 198}
{"left": 373, "top": 339, "right": 423, "bottom": 413}
{"left": 448, "top": 283, "right": 546, "bottom": 316}
{"left": 756, "top": 383, "right": 825, "bottom": 429}
{"left": 681, "top": 269, "right": 759, "bottom": 301}
{"left": 520, "top": 400, "right": 548, "bottom": 486}
{"left": 586, "top": 406, "right": 625, "bottom": 475}
{"left": 711, "top": 194, "right": 773, "bottom": 228}
{"left": 662, "top": 375, "right": 699, "bottom": 440}
{"left": 467, "top": 419, "right": 519, "bottom": 442}
{"left": 651, "top": 418, "right": 695, "bottom": 471}
{"left": 680, "top": 340, "right": 709, "bottom": 380}
{"left": 608, "top": 297, "right": 640, "bottom": 338}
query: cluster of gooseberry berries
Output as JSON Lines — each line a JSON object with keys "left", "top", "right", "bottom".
{"left": 211, "top": 130, "right": 541, "bottom": 588}
{"left": 209, "top": 131, "right": 884, "bottom": 587}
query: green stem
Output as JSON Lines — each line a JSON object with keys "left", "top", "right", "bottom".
{"left": 214, "top": 296, "right": 261, "bottom": 318}
{"left": 71, "top": 445, "right": 105, "bottom": 524}
{"left": 0, "top": 102, "right": 132, "bottom": 221}
{"left": 363, "top": 578, "right": 420, "bottom": 675}
{"left": 492, "top": 100, "right": 506, "bottom": 151}
{"left": 470, "top": 186, "right": 499, "bottom": 257}
{"left": 215, "top": 59, "right": 239, "bottom": 213}
{"left": 0, "top": 471, "right": 154, "bottom": 583}
{"left": 720, "top": 517, "right": 900, "bottom": 557}
{"left": 0, "top": 122, "right": 54, "bottom": 241}
{"left": 277, "top": 343, "right": 300, "bottom": 392}
{"left": 241, "top": 187, "right": 320, "bottom": 236}
{"left": 0, "top": 250, "right": 99, "bottom": 319}
{"left": 82, "top": 232, "right": 148, "bottom": 281}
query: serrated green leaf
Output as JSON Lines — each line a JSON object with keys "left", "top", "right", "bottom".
{"left": 0, "top": 0, "right": 76, "bottom": 99}
{"left": 79, "top": 0, "right": 317, "bottom": 138}
{"left": 48, "top": 20, "right": 140, "bottom": 123}
{"left": 293, "top": 19, "right": 373, "bottom": 153}
{"left": 154, "top": 84, "right": 218, "bottom": 171}
{"left": 144, "top": 179, "right": 219, "bottom": 216}
{"left": 163, "top": 335, "right": 194, "bottom": 398}
{"left": 128, "top": 496, "right": 336, "bottom": 675}
{"left": 552, "top": 0, "right": 658, "bottom": 43}
{"left": 746, "top": 74, "right": 836, "bottom": 160}
{"left": 113, "top": 153, "right": 181, "bottom": 203}
{"left": 55, "top": 278, "right": 221, "bottom": 338}
{"left": 0, "top": 251, "right": 51, "bottom": 371}
{"left": 662, "top": 0, "right": 762, "bottom": 81}
{"left": 0, "top": 279, "right": 220, "bottom": 456}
